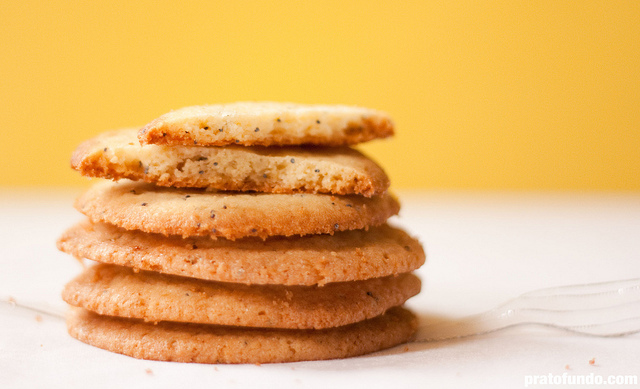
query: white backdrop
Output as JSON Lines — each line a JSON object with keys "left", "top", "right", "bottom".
{"left": 1, "top": 190, "right": 639, "bottom": 388}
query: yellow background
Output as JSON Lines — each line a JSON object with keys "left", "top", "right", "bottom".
{"left": 1, "top": 1, "right": 639, "bottom": 190}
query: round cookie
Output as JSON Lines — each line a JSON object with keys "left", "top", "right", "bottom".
{"left": 74, "top": 180, "right": 400, "bottom": 240}
{"left": 67, "top": 306, "right": 417, "bottom": 364}
{"left": 72, "top": 129, "right": 389, "bottom": 197}
{"left": 63, "top": 264, "right": 421, "bottom": 329}
{"left": 57, "top": 221, "right": 425, "bottom": 285}
{"left": 138, "top": 102, "right": 394, "bottom": 147}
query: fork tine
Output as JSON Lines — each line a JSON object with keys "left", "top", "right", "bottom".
{"left": 518, "top": 300, "right": 640, "bottom": 326}
{"left": 567, "top": 315, "right": 640, "bottom": 337}
{"left": 507, "top": 278, "right": 640, "bottom": 310}
{"left": 521, "top": 278, "right": 640, "bottom": 298}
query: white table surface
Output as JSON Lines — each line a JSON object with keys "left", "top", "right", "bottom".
{"left": 1, "top": 189, "right": 639, "bottom": 388}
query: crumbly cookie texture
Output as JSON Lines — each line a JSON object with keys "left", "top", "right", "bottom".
{"left": 57, "top": 221, "right": 425, "bottom": 286}
{"left": 74, "top": 181, "right": 400, "bottom": 240}
{"left": 138, "top": 102, "right": 394, "bottom": 147}
{"left": 67, "top": 306, "right": 417, "bottom": 364}
{"left": 63, "top": 264, "right": 421, "bottom": 330}
{"left": 72, "top": 129, "right": 389, "bottom": 197}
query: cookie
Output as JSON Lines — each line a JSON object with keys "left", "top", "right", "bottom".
{"left": 75, "top": 181, "right": 400, "bottom": 240}
{"left": 57, "top": 221, "right": 425, "bottom": 285}
{"left": 67, "top": 306, "right": 417, "bottom": 364}
{"left": 72, "top": 129, "right": 389, "bottom": 197}
{"left": 138, "top": 102, "right": 394, "bottom": 147}
{"left": 62, "top": 263, "right": 420, "bottom": 329}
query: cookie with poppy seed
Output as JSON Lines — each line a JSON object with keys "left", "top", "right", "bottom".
{"left": 62, "top": 263, "right": 421, "bottom": 329}
{"left": 67, "top": 306, "right": 417, "bottom": 364}
{"left": 138, "top": 102, "right": 393, "bottom": 147}
{"left": 72, "top": 129, "right": 389, "bottom": 197}
{"left": 57, "top": 221, "right": 425, "bottom": 286}
{"left": 74, "top": 180, "right": 400, "bottom": 240}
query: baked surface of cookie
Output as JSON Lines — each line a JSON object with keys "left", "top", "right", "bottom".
{"left": 72, "top": 129, "right": 389, "bottom": 196}
{"left": 63, "top": 264, "right": 421, "bottom": 329}
{"left": 138, "top": 102, "right": 394, "bottom": 147}
{"left": 67, "top": 306, "right": 417, "bottom": 364}
{"left": 75, "top": 181, "right": 400, "bottom": 240}
{"left": 58, "top": 221, "right": 425, "bottom": 285}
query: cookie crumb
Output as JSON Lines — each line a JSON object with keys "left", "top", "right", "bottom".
{"left": 145, "top": 368, "right": 153, "bottom": 375}
{"left": 35, "top": 314, "right": 43, "bottom": 322}
{"left": 589, "top": 358, "right": 596, "bottom": 365}
{"left": 7, "top": 296, "right": 16, "bottom": 307}
{"left": 565, "top": 365, "right": 571, "bottom": 370}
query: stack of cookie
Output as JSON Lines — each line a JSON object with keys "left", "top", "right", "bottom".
{"left": 57, "top": 102, "right": 426, "bottom": 364}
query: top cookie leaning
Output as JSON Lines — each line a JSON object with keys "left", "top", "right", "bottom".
{"left": 138, "top": 102, "right": 394, "bottom": 147}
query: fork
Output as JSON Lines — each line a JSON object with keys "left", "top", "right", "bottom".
{"left": 415, "top": 278, "right": 640, "bottom": 342}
